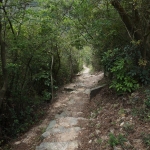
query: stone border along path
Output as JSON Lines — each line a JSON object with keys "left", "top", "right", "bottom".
{"left": 36, "top": 66, "right": 104, "bottom": 150}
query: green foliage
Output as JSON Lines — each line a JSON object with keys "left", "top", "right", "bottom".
{"left": 131, "top": 90, "right": 150, "bottom": 121}
{"left": 42, "top": 90, "right": 51, "bottom": 101}
{"left": 102, "top": 47, "right": 139, "bottom": 93}
{"left": 74, "top": 0, "right": 150, "bottom": 94}
{"left": 108, "top": 133, "right": 119, "bottom": 147}
{"left": 139, "top": 69, "right": 150, "bottom": 85}
{"left": 0, "top": 96, "right": 43, "bottom": 137}
{"left": 131, "top": 106, "right": 150, "bottom": 121}
{"left": 1, "top": 0, "right": 150, "bottom": 146}
{"left": 0, "top": 0, "right": 83, "bottom": 144}
{"left": 110, "top": 73, "right": 139, "bottom": 93}
{"left": 145, "top": 90, "right": 150, "bottom": 108}
{"left": 96, "top": 138, "right": 102, "bottom": 144}
{"left": 129, "top": 67, "right": 150, "bottom": 85}
{"left": 108, "top": 133, "right": 127, "bottom": 147}
{"left": 81, "top": 46, "right": 92, "bottom": 66}
{"left": 142, "top": 133, "right": 150, "bottom": 147}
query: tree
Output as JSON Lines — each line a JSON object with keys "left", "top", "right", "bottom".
{"left": 0, "top": 0, "right": 83, "bottom": 143}
{"left": 110, "top": 0, "right": 150, "bottom": 61}
{"left": 0, "top": 0, "right": 7, "bottom": 109}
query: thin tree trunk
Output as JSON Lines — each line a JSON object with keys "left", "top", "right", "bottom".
{"left": 69, "top": 49, "right": 73, "bottom": 82}
{"left": 55, "top": 44, "right": 61, "bottom": 79}
{"left": 51, "top": 55, "right": 54, "bottom": 103}
{"left": 110, "top": 0, "right": 142, "bottom": 40}
{"left": 21, "top": 56, "right": 33, "bottom": 91}
{"left": 110, "top": 0, "right": 148, "bottom": 59}
{"left": 0, "top": 0, "right": 8, "bottom": 109}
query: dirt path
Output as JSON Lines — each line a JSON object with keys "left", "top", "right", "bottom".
{"left": 11, "top": 67, "right": 104, "bottom": 150}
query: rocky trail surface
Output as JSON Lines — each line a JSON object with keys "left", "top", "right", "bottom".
{"left": 12, "top": 66, "right": 104, "bottom": 150}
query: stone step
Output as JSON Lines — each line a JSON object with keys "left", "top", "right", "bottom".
{"left": 90, "top": 84, "right": 106, "bottom": 99}
{"left": 42, "top": 127, "right": 81, "bottom": 139}
{"left": 36, "top": 141, "right": 78, "bottom": 150}
{"left": 46, "top": 117, "right": 86, "bottom": 131}
{"left": 64, "top": 84, "right": 76, "bottom": 91}
{"left": 54, "top": 111, "right": 68, "bottom": 119}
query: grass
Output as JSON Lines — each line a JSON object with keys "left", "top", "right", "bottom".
{"left": 123, "top": 123, "right": 135, "bottom": 133}
{"left": 142, "top": 133, "right": 150, "bottom": 147}
{"left": 108, "top": 133, "right": 127, "bottom": 147}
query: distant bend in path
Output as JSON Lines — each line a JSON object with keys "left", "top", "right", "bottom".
{"left": 82, "top": 65, "right": 90, "bottom": 74}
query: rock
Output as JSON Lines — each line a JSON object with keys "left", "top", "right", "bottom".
{"left": 62, "top": 104, "right": 67, "bottom": 107}
{"left": 114, "top": 146, "right": 122, "bottom": 150}
{"left": 131, "top": 92, "right": 139, "bottom": 97}
{"left": 119, "top": 128, "right": 123, "bottom": 132}
{"left": 120, "top": 122, "right": 125, "bottom": 126}
{"left": 64, "top": 84, "right": 76, "bottom": 91}
{"left": 124, "top": 108, "right": 131, "bottom": 113}
{"left": 113, "top": 103, "right": 119, "bottom": 108}
{"left": 84, "top": 89, "right": 90, "bottom": 95}
{"left": 77, "top": 112, "right": 83, "bottom": 115}
{"left": 76, "top": 83, "right": 85, "bottom": 87}
{"left": 57, "top": 117, "right": 78, "bottom": 127}
{"left": 42, "top": 127, "right": 66, "bottom": 138}
{"left": 95, "top": 130, "right": 101, "bottom": 135}
{"left": 46, "top": 120, "right": 56, "bottom": 131}
{"left": 76, "top": 73, "right": 81, "bottom": 76}
{"left": 110, "top": 129, "right": 114, "bottom": 133}
{"left": 68, "top": 99, "right": 76, "bottom": 105}
{"left": 90, "top": 84, "right": 106, "bottom": 100}
{"left": 88, "top": 140, "right": 92, "bottom": 143}
{"left": 53, "top": 117, "right": 86, "bottom": 128}
{"left": 55, "top": 112, "right": 67, "bottom": 119}
{"left": 101, "top": 136, "right": 108, "bottom": 141}
{"left": 94, "top": 138, "right": 97, "bottom": 143}
{"left": 124, "top": 141, "right": 132, "bottom": 148}
{"left": 42, "top": 127, "right": 81, "bottom": 140}
{"left": 70, "top": 91, "right": 78, "bottom": 94}
{"left": 64, "top": 87, "right": 75, "bottom": 91}
{"left": 36, "top": 141, "right": 78, "bottom": 150}
{"left": 14, "top": 141, "right": 21, "bottom": 145}
{"left": 76, "top": 88, "right": 85, "bottom": 92}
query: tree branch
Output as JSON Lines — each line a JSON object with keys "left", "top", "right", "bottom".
{"left": 2, "top": 5, "right": 16, "bottom": 39}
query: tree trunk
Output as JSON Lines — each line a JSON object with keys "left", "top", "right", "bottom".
{"left": 51, "top": 55, "right": 54, "bottom": 103}
{"left": 110, "top": 0, "right": 149, "bottom": 59}
{"left": 0, "top": 0, "right": 8, "bottom": 109}
{"left": 69, "top": 49, "right": 73, "bottom": 82}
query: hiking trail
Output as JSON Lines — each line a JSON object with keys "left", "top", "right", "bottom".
{"left": 12, "top": 66, "right": 104, "bottom": 150}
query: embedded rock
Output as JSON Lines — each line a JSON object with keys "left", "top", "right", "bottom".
{"left": 90, "top": 84, "right": 106, "bottom": 100}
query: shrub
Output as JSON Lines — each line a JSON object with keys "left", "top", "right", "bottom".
{"left": 145, "top": 90, "right": 150, "bottom": 108}
{"left": 101, "top": 46, "right": 145, "bottom": 93}
{"left": 108, "top": 133, "right": 127, "bottom": 147}
{"left": 142, "top": 133, "right": 150, "bottom": 147}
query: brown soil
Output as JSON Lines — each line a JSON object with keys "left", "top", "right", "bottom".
{"left": 78, "top": 83, "right": 150, "bottom": 150}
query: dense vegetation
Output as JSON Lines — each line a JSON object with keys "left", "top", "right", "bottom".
{"left": 0, "top": 0, "right": 85, "bottom": 144}
{"left": 74, "top": 0, "right": 150, "bottom": 93}
{"left": 0, "top": 0, "right": 150, "bottom": 146}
